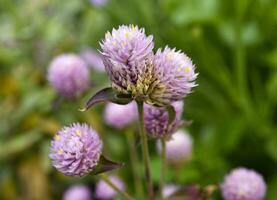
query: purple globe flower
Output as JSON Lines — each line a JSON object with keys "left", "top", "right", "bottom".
{"left": 63, "top": 185, "right": 91, "bottom": 200}
{"left": 150, "top": 47, "right": 197, "bottom": 105}
{"left": 144, "top": 101, "right": 184, "bottom": 138}
{"left": 221, "top": 168, "right": 266, "bottom": 200}
{"left": 100, "top": 25, "right": 155, "bottom": 98}
{"left": 104, "top": 101, "right": 137, "bottom": 129}
{"left": 49, "top": 123, "right": 102, "bottom": 177}
{"left": 48, "top": 54, "right": 90, "bottom": 98}
{"left": 80, "top": 48, "right": 105, "bottom": 72}
{"left": 157, "top": 129, "right": 193, "bottom": 164}
{"left": 95, "top": 175, "right": 125, "bottom": 200}
{"left": 90, "top": 0, "right": 108, "bottom": 7}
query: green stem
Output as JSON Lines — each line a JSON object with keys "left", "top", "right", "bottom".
{"left": 159, "top": 138, "right": 166, "bottom": 200}
{"left": 99, "top": 174, "right": 134, "bottom": 200}
{"left": 136, "top": 100, "right": 154, "bottom": 200}
{"left": 126, "top": 128, "right": 144, "bottom": 198}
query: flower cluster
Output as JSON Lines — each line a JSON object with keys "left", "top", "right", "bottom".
{"left": 221, "top": 168, "right": 266, "bottom": 200}
{"left": 49, "top": 123, "right": 102, "bottom": 177}
{"left": 100, "top": 25, "right": 197, "bottom": 106}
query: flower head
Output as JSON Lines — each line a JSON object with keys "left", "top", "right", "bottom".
{"left": 144, "top": 101, "right": 184, "bottom": 138}
{"left": 49, "top": 123, "right": 102, "bottom": 177}
{"left": 221, "top": 168, "right": 266, "bottom": 200}
{"left": 100, "top": 25, "right": 155, "bottom": 98}
{"left": 104, "top": 102, "right": 137, "bottom": 129}
{"left": 150, "top": 47, "right": 197, "bottom": 105}
{"left": 95, "top": 175, "right": 125, "bottom": 199}
{"left": 157, "top": 129, "right": 193, "bottom": 164}
{"left": 63, "top": 185, "right": 91, "bottom": 200}
{"left": 162, "top": 184, "right": 180, "bottom": 198}
{"left": 48, "top": 54, "right": 90, "bottom": 98}
{"left": 90, "top": 0, "right": 108, "bottom": 7}
{"left": 80, "top": 48, "right": 105, "bottom": 72}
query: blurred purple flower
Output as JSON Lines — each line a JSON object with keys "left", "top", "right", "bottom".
{"left": 104, "top": 101, "right": 137, "bottom": 129}
{"left": 90, "top": 0, "right": 108, "bottom": 7}
{"left": 48, "top": 54, "right": 90, "bottom": 99}
{"left": 80, "top": 48, "right": 105, "bottom": 72}
{"left": 162, "top": 184, "right": 180, "bottom": 198}
{"left": 151, "top": 47, "right": 197, "bottom": 105}
{"left": 100, "top": 24, "right": 155, "bottom": 99}
{"left": 144, "top": 101, "right": 184, "bottom": 138}
{"left": 49, "top": 123, "right": 102, "bottom": 177}
{"left": 157, "top": 129, "right": 193, "bottom": 164}
{"left": 63, "top": 185, "right": 91, "bottom": 200}
{"left": 221, "top": 167, "right": 266, "bottom": 200}
{"left": 95, "top": 175, "right": 125, "bottom": 199}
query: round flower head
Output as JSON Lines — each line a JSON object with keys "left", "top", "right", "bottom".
{"left": 80, "top": 48, "right": 105, "bottom": 72}
{"left": 90, "top": 0, "right": 108, "bottom": 7}
{"left": 49, "top": 123, "right": 102, "bottom": 177}
{"left": 221, "top": 167, "right": 266, "bottom": 200}
{"left": 144, "top": 101, "right": 184, "bottom": 138}
{"left": 48, "top": 54, "right": 90, "bottom": 98}
{"left": 63, "top": 185, "right": 91, "bottom": 200}
{"left": 100, "top": 25, "right": 155, "bottom": 98}
{"left": 104, "top": 101, "right": 137, "bottom": 129}
{"left": 157, "top": 129, "right": 193, "bottom": 164}
{"left": 95, "top": 175, "right": 125, "bottom": 199}
{"left": 150, "top": 47, "right": 197, "bottom": 105}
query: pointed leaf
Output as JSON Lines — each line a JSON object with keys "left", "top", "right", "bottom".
{"left": 90, "top": 155, "right": 124, "bottom": 175}
{"left": 80, "top": 87, "right": 133, "bottom": 111}
{"left": 166, "top": 104, "right": 176, "bottom": 130}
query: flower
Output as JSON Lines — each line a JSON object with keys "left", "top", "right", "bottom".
{"left": 63, "top": 185, "right": 91, "bottom": 200}
{"left": 47, "top": 54, "right": 90, "bottom": 98}
{"left": 221, "top": 167, "right": 266, "bottom": 200}
{"left": 144, "top": 101, "right": 184, "bottom": 138}
{"left": 90, "top": 0, "right": 108, "bottom": 7}
{"left": 162, "top": 184, "right": 180, "bottom": 198}
{"left": 104, "top": 101, "right": 137, "bottom": 129}
{"left": 157, "top": 129, "right": 193, "bottom": 164}
{"left": 150, "top": 47, "right": 197, "bottom": 105}
{"left": 80, "top": 48, "right": 105, "bottom": 72}
{"left": 49, "top": 123, "right": 102, "bottom": 177}
{"left": 100, "top": 25, "right": 155, "bottom": 99}
{"left": 95, "top": 175, "right": 125, "bottom": 199}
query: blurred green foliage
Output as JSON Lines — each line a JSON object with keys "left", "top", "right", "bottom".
{"left": 0, "top": 0, "right": 277, "bottom": 199}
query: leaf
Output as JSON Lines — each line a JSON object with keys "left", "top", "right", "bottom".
{"left": 90, "top": 155, "right": 124, "bottom": 175}
{"left": 166, "top": 104, "right": 176, "bottom": 130}
{"left": 80, "top": 87, "right": 133, "bottom": 111}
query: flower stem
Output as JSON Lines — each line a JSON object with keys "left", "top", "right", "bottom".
{"left": 126, "top": 128, "right": 144, "bottom": 198}
{"left": 136, "top": 100, "right": 154, "bottom": 200}
{"left": 99, "top": 174, "right": 134, "bottom": 200}
{"left": 159, "top": 138, "right": 166, "bottom": 199}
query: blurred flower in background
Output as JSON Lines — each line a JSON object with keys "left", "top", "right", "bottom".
{"left": 80, "top": 48, "right": 105, "bottom": 72}
{"left": 221, "top": 168, "right": 266, "bottom": 200}
{"left": 95, "top": 175, "right": 125, "bottom": 199}
{"left": 157, "top": 129, "right": 193, "bottom": 165}
{"left": 90, "top": 0, "right": 108, "bottom": 7}
{"left": 104, "top": 101, "right": 137, "bottom": 129}
{"left": 144, "top": 101, "right": 184, "bottom": 138}
{"left": 63, "top": 185, "right": 91, "bottom": 200}
{"left": 48, "top": 54, "right": 90, "bottom": 99}
{"left": 162, "top": 184, "right": 180, "bottom": 198}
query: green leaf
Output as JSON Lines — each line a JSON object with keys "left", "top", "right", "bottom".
{"left": 90, "top": 155, "right": 124, "bottom": 175}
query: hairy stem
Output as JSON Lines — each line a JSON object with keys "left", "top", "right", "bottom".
{"left": 99, "top": 173, "right": 134, "bottom": 200}
{"left": 136, "top": 100, "right": 154, "bottom": 200}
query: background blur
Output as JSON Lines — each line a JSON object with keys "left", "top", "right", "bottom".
{"left": 1, "top": 0, "right": 277, "bottom": 199}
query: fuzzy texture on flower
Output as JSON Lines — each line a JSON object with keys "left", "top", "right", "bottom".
{"left": 100, "top": 25, "right": 156, "bottom": 98}
{"left": 48, "top": 54, "right": 90, "bottom": 98}
{"left": 157, "top": 129, "right": 193, "bottom": 164}
{"left": 95, "top": 175, "right": 125, "bottom": 200}
{"left": 80, "top": 48, "right": 105, "bottom": 72}
{"left": 221, "top": 168, "right": 266, "bottom": 200}
{"left": 63, "top": 185, "right": 91, "bottom": 200}
{"left": 144, "top": 101, "right": 184, "bottom": 138}
{"left": 49, "top": 123, "right": 102, "bottom": 177}
{"left": 104, "top": 101, "right": 137, "bottom": 129}
{"left": 150, "top": 47, "right": 197, "bottom": 105}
